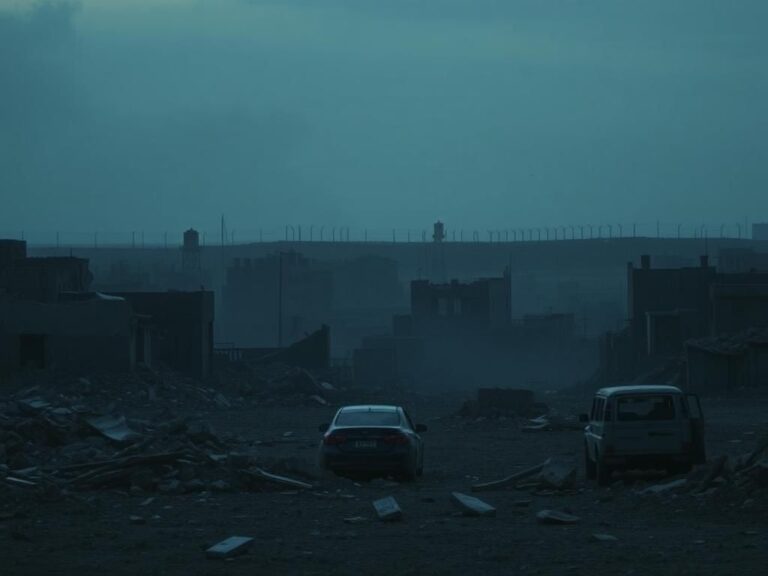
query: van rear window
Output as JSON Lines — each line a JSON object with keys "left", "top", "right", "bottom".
{"left": 617, "top": 396, "right": 675, "bottom": 421}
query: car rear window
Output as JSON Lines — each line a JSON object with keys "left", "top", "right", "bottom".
{"left": 335, "top": 410, "right": 400, "bottom": 427}
{"left": 617, "top": 395, "right": 676, "bottom": 421}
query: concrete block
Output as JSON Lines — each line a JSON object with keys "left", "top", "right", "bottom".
{"left": 373, "top": 496, "right": 402, "bottom": 521}
{"left": 206, "top": 536, "right": 254, "bottom": 559}
{"left": 451, "top": 492, "right": 496, "bottom": 517}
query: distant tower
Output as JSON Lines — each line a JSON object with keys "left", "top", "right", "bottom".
{"left": 182, "top": 228, "right": 201, "bottom": 272}
{"left": 430, "top": 221, "right": 447, "bottom": 280}
{"left": 433, "top": 221, "right": 446, "bottom": 243}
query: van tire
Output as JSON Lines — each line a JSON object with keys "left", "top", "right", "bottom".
{"left": 596, "top": 455, "right": 612, "bottom": 486}
{"left": 584, "top": 445, "right": 596, "bottom": 480}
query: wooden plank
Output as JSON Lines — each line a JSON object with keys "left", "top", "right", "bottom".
{"left": 471, "top": 458, "right": 551, "bottom": 492}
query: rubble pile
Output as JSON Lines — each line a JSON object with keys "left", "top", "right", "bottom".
{"left": 0, "top": 392, "right": 317, "bottom": 503}
{"left": 215, "top": 363, "right": 340, "bottom": 407}
{"left": 640, "top": 432, "right": 768, "bottom": 503}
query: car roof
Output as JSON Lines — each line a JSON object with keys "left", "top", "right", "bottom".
{"left": 338, "top": 405, "right": 400, "bottom": 413}
{"left": 596, "top": 385, "right": 683, "bottom": 397}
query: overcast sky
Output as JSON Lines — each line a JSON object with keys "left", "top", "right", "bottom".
{"left": 1, "top": 0, "right": 766, "bottom": 242}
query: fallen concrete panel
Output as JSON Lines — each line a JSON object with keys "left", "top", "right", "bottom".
{"left": 591, "top": 533, "right": 619, "bottom": 542}
{"left": 641, "top": 478, "right": 688, "bottom": 495}
{"left": 536, "top": 510, "right": 581, "bottom": 525}
{"left": 206, "top": 536, "right": 254, "bottom": 559}
{"left": 451, "top": 492, "right": 496, "bottom": 517}
{"left": 86, "top": 414, "right": 141, "bottom": 444}
{"left": 536, "top": 459, "right": 577, "bottom": 490}
{"left": 373, "top": 496, "right": 403, "bottom": 521}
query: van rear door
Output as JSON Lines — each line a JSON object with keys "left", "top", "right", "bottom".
{"left": 613, "top": 394, "right": 682, "bottom": 455}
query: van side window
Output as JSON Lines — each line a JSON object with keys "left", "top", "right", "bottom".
{"left": 603, "top": 400, "right": 612, "bottom": 422}
{"left": 593, "top": 398, "right": 607, "bottom": 422}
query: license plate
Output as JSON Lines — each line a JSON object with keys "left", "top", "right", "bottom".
{"left": 355, "top": 440, "right": 377, "bottom": 449}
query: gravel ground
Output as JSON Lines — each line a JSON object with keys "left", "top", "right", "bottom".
{"left": 2, "top": 390, "right": 766, "bottom": 576}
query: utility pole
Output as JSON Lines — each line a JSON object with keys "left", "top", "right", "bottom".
{"left": 277, "top": 252, "right": 284, "bottom": 348}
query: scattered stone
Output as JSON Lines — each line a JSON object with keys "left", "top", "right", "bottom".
{"left": 210, "top": 480, "right": 232, "bottom": 492}
{"left": 343, "top": 516, "right": 367, "bottom": 524}
{"left": 129, "top": 515, "right": 146, "bottom": 525}
{"left": 536, "top": 510, "right": 581, "bottom": 525}
{"left": 158, "top": 479, "right": 181, "bottom": 494}
{"left": 86, "top": 414, "right": 141, "bottom": 445}
{"left": 213, "top": 393, "right": 231, "bottom": 409}
{"left": 373, "top": 496, "right": 403, "bottom": 521}
{"left": 451, "top": 492, "right": 497, "bottom": 517}
{"left": 591, "top": 533, "right": 619, "bottom": 542}
{"left": 640, "top": 478, "right": 687, "bottom": 495}
{"left": 536, "top": 459, "right": 577, "bottom": 490}
{"left": 206, "top": 536, "right": 254, "bottom": 559}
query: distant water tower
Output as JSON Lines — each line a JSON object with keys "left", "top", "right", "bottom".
{"left": 433, "top": 221, "right": 446, "bottom": 243}
{"left": 182, "top": 228, "right": 201, "bottom": 271}
{"left": 430, "top": 221, "right": 447, "bottom": 281}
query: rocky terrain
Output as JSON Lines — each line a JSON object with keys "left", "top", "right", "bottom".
{"left": 1, "top": 375, "right": 766, "bottom": 575}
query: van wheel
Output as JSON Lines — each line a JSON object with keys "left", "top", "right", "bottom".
{"left": 584, "top": 445, "right": 596, "bottom": 480}
{"left": 596, "top": 455, "right": 612, "bottom": 486}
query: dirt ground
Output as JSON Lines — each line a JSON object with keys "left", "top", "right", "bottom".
{"left": 2, "top": 388, "right": 766, "bottom": 576}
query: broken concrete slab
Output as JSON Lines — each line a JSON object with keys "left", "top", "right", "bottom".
{"left": 206, "top": 536, "right": 254, "bottom": 559}
{"left": 16, "top": 397, "right": 51, "bottom": 415}
{"left": 472, "top": 459, "right": 551, "bottom": 492}
{"left": 591, "top": 533, "right": 619, "bottom": 542}
{"left": 451, "top": 492, "right": 496, "bottom": 517}
{"left": 536, "top": 510, "right": 581, "bottom": 525}
{"left": 536, "top": 459, "right": 577, "bottom": 490}
{"left": 641, "top": 478, "right": 688, "bottom": 495}
{"left": 373, "top": 496, "right": 403, "bottom": 521}
{"left": 86, "top": 414, "right": 141, "bottom": 444}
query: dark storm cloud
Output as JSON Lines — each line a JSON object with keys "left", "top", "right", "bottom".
{"left": 1, "top": 1, "right": 767, "bottom": 240}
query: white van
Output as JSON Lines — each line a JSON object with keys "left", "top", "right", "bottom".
{"left": 581, "top": 385, "right": 705, "bottom": 485}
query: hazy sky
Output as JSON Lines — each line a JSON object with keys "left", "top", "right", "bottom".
{"left": 1, "top": 0, "right": 766, "bottom": 242}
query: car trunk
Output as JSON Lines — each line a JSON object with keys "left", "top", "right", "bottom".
{"left": 333, "top": 427, "right": 403, "bottom": 454}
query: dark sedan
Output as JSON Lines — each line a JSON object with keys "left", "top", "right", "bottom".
{"left": 318, "top": 405, "right": 427, "bottom": 480}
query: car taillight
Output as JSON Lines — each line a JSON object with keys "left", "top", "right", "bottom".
{"left": 324, "top": 433, "right": 346, "bottom": 445}
{"left": 382, "top": 434, "right": 408, "bottom": 446}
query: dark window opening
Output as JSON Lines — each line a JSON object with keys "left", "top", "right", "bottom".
{"left": 19, "top": 334, "right": 46, "bottom": 369}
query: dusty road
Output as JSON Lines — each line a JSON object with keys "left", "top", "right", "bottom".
{"left": 2, "top": 390, "right": 766, "bottom": 576}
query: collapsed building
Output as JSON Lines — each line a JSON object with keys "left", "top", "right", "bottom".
{"left": 0, "top": 239, "right": 214, "bottom": 382}
{"left": 599, "top": 253, "right": 768, "bottom": 392}
{"left": 354, "top": 269, "right": 597, "bottom": 390}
